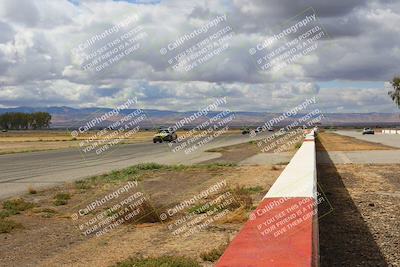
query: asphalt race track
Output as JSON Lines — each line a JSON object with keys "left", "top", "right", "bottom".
{"left": 0, "top": 133, "right": 268, "bottom": 199}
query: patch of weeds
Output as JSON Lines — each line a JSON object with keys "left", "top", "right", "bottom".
{"left": 75, "top": 179, "right": 92, "bottom": 190}
{"left": 39, "top": 208, "right": 57, "bottom": 218}
{"left": 240, "top": 186, "right": 264, "bottom": 194}
{"left": 200, "top": 243, "right": 228, "bottom": 262}
{"left": 229, "top": 186, "right": 253, "bottom": 210}
{"left": 0, "top": 210, "right": 13, "bottom": 219}
{"left": 218, "top": 206, "right": 248, "bottom": 223}
{"left": 248, "top": 140, "right": 257, "bottom": 144}
{"left": 106, "top": 200, "right": 162, "bottom": 226}
{"left": 0, "top": 219, "right": 23, "bottom": 233}
{"left": 199, "top": 162, "right": 237, "bottom": 169}
{"left": 126, "top": 200, "right": 162, "bottom": 224}
{"left": 2, "top": 198, "right": 35, "bottom": 217}
{"left": 28, "top": 186, "right": 37, "bottom": 194}
{"left": 188, "top": 203, "right": 222, "bottom": 215}
{"left": 134, "top": 163, "right": 165, "bottom": 170}
{"left": 206, "top": 148, "right": 221, "bottom": 152}
{"left": 53, "top": 193, "right": 71, "bottom": 206}
{"left": 294, "top": 142, "right": 302, "bottom": 149}
{"left": 277, "top": 161, "right": 289, "bottom": 165}
{"left": 106, "top": 208, "right": 118, "bottom": 217}
{"left": 113, "top": 256, "right": 201, "bottom": 267}
{"left": 73, "top": 162, "right": 236, "bottom": 189}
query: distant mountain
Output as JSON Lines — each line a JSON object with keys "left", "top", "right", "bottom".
{"left": 0, "top": 106, "right": 398, "bottom": 128}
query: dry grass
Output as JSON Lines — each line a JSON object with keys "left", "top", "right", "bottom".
{"left": 113, "top": 256, "right": 201, "bottom": 267}
{"left": 0, "top": 130, "right": 154, "bottom": 154}
{"left": 317, "top": 132, "right": 395, "bottom": 151}
{"left": 200, "top": 241, "right": 229, "bottom": 262}
{"left": 0, "top": 219, "right": 23, "bottom": 233}
{"left": 0, "top": 130, "right": 241, "bottom": 155}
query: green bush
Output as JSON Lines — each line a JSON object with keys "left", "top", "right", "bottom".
{"left": 54, "top": 193, "right": 71, "bottom": 206}
{"left": 2, "top": 198, "right": 35, "bottom": 216}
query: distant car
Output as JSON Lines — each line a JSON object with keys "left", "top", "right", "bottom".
{"left": 254, "top": 127, "right": 262, "bottom": 133}
{"left": 242, "top": 128, "right": 250, "bottom": 134}
{"left": 1, "top": 129, "right": 7, "bottom": 132}
{"left": 362, "top": 128, "right": 374, "bottom": 135}
{"left": 153, "top": 128, "right": 177, "bottom": 143}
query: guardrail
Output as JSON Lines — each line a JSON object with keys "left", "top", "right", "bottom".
{"left": 216, "top": 128, "right": 319, "bottom": 267}
{"left": 382, "top": 129, "right": 400, "bottom": 134}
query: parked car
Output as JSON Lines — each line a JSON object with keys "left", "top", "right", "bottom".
{"left": 153, "top": 128, "right": 177, "bottom": 143}
{"left": 1, "top": 129, "right": 7, "bottom": 132}
{"left": 362, "top": 128, "right": 374, "bottom": 135}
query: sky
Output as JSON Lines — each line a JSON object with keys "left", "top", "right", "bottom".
{"left": 0, "top": 0, "right": 399, "bottom": 113}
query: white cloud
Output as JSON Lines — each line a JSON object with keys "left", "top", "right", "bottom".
{"left": 0, "top": 0, "right": 399, "bottom": 112}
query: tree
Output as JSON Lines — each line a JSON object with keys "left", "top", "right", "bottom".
{"left": 388, "top": 76, "right": 400, "bottom": 109}
{"left": 33, "top": 112, "right": 52, "bottom": 128}
{"left": 0, "top": 112, "right": 51, "bottom": 130}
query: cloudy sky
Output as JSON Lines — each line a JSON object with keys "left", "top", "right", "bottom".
{"left": 0, "top": 0, "right": 399, "bottom": 113}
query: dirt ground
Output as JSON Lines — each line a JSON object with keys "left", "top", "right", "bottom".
{"left": 0, "top": 164, "right": 282, "bottom": 267}
{"left": 0, "top": 130, "right": 242, "bottom": 155}
{"left": 317, "top": 136, "right": 400, "bottom": 266}
{"left": 204, "top": 142, "right": 261, "bottom": 164}
{"left": 0, "top": 130, "right": 154, "bottom": 154}
{"left": 2, "top": 130, "right": 398, "bottom": 266}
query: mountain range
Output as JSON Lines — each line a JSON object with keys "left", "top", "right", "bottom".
{"left": 0, "top": 106, "right": 399, "bottom": 128}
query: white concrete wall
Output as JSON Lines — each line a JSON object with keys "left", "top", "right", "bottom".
{"left": 382, "top": 129, "right": 400, "bottom": 134}
{"left": 264, "top": 130, "right": 317, "bottom": 199}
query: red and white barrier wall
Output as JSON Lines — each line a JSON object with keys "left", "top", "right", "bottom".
{"left": 217, "top": 128, "right": 319, "bottom": 267}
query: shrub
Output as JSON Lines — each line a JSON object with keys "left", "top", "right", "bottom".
{"left": 113, "top": 256, "right": 201, "bottom": 267}
{"left": 230, "top": 186, "right": 253, "bottom": 210}
{"left": 28, "top": 186, "right": 37, "bottom": 194}
{"left": 2, "top": 198, "right": 35, "bottom": 215}
{"left": 0, "top": 219, "right": 23, "bottom": 233}
{"left": 271, "top": 165, "right": 279, "bottom": 170}
{"left": 53, "top": 193, "right": 71, "bottom": 206}
{"left": 75, "top": 180, "right": 91, "bottom": 190}
{"left": 241, "top": 186, "right": 264, "bottom": 194}
{"left": 200, "top": 245, "right": 227, "bottom": 262}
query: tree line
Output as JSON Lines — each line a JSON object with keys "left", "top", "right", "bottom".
{"left": 0, "top": 112, "right": 52, "bottom": 130}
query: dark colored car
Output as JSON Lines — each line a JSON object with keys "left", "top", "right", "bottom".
{"left": 242, "top": 128, "right": 250, "bottom": 134}
{"left": 362, "top": 128, "right": 374, "bottom": 135}
{"left": 153, "top": 128, "right": 177, "bottom": 143}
